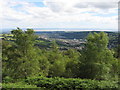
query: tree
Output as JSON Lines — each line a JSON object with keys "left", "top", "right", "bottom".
{"left": 0, "top": 39, "right": 2, "bottom": 82}
{"left": 2, "top": 28, "right": 40, "bottom": 79}
{"left": 37, "top": 49, "right": 50, "bottom": 76}
{"left": 47, "top": 41, "right": 66, "bottom": 77}
{"left": 63, "top": 49, "right": 81, "bottom": 78}
{"left": 80, "top": 32, "right": 116, "bottom": 80}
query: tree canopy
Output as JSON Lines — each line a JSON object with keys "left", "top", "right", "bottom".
{"left": 2, "top": 28, "right": 119, "bottom": 88}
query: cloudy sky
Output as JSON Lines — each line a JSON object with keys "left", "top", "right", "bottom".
{"left": 0, "top": 0, "right": 119, "bottom": 31}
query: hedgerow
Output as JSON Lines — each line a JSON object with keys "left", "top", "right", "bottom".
{"left": 25, "top": 76, "right": 118, "bottom": 89}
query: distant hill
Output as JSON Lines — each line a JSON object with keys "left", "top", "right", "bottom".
{"left": 35, "top": 31, "right": 118, "bottom": 39}
{"left": 35, "top": 31, "right": 119, "bottom": 49}
{"left": 1, "top": 28, "right": 117, "bottom": 34}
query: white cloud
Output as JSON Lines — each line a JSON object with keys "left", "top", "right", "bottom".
{"left": 0, "top": 0, "right": 118, "bottom": 30}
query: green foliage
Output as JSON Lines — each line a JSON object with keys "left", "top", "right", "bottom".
{"left": 2, "top": 28, "right": 119, "bottom": 89}
{"left": 3, "top": 76, "right": 14, "bottom": 83}
{"left": 25, "top": 76, "right": 118, "bottom": 89}
{"left": 80, "top": 32, "right": 117, "bottom": 80}
{"left": 46, "top": 41, "right": 67, "bottom": 77}
{"left": 63, "top": 49, "right": 81, "bottom": 78}
{"left": 2, "top": 82, "right": 39, "bottom": 88}
{"left": 38, "top": 50, "right": 50, "bottom": 76}
{"left": 2, "top": 28, "right": 40, "bottom": 79}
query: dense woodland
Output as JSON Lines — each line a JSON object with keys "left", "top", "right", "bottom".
{"left": 1, "top": 28, "right": 120, "bottom": 89}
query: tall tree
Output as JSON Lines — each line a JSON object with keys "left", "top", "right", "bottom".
{"left": 3, "top": 28, "right": 40, "bottom": 79}
{"left": 80, "top": 32, "right": 116, "bottom": 80}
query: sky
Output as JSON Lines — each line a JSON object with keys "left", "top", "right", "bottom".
{"left": 0, "top": 0, "right": 119, "bottom": 31}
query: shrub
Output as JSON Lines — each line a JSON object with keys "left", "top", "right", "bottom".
{"left": 25, "top": 76, "right": 118, "bottom": 89}
{"left": 2, "top": 82, "right": 48, "bottom": 90}
{"left": 2, "top": 82, "right": 38, "bottom": 88}
{"left": 3, "top": 76, "right": 14, "bottom": 83}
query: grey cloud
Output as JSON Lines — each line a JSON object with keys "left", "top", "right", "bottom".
{"left": 74, "top": 3, "right": 88, "bottom": 8}
{"left": 45, "top": 2, "right": 63, "bottom": 12}
{"left": 91, "top": 2, "right": 117, "bottom": 9}
{"left": 3, "top": 17, "right": 21, "bottom": 22}
{"left": 75, "top": 2, "right": 117, "bottom": 9}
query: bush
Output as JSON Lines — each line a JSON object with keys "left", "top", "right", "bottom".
{"left": 2, "top": 82, "right": 46, "bottom": 89}
{"left": 2, "top": 82, "right": 38, "bottom": 88}
{"left": 25, "top": 76, "right": 118, "bottom": 89}
{"left": 3, "top": 76, "right": 14, "bottom": 83}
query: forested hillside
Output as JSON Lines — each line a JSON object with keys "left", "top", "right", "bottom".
{"left": 1, "top": 28, "right": 120, "bottom": 89}
{"left": 35, "top": 31, "right": 118, "bottom": 49}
